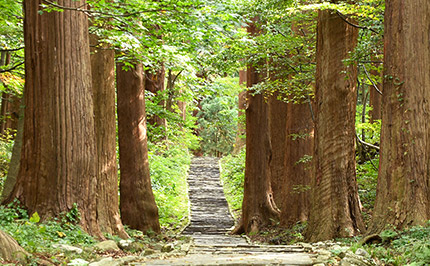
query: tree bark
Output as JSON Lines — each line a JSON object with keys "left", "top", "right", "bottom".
{"left": 306, "top": 9, "right": 364, "bottom": 242}
{"left": 117, "top": 62, "right": 161, "bottom": 233}
{"left": 268, "top": 94, "right": 288, "bottom": 209}
{"left": 0, "top": 229, "right": 28, "bottom": 262}
{"left": 90, "top": 33, "right": 128, "bottom": 239}
{"left": 233, "top": 21, "right": 280, "bottom": 234}
{"left": 3, "top": 0, "right": 103, "bottom": 237}
{"left": 369, "top": 0, "right": 430, "bottom": 233}
{"left": 281, "top": 102, "right": 313, "bottom": 227}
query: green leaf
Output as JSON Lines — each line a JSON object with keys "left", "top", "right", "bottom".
{"left": 29, "top": 212, "right": 40, "bottom": 223}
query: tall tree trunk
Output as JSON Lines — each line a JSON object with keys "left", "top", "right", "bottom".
{"left": 369, "top": 0, "right": 430, "bottom": 232}
{"left": 90, "top": 33, "right": 128, "bottom": 239}
{"left": 117, "top": 62, "right": 161, "bottom": 233}
{"left": 306, "top": 9, "right": 364, "bottom": 242}
{"left": 233, "top": 21, "right": 280, "bottom": 234}
{"left": 268, "top": 94, "right": 288, "bottom": 209}
{"left": 281, "top": 102, "right": 313, "bottom": 227}
{"left": 3, "top": 0, "right": 103, "bottom": 237}
{"left": 0, "top": 229, "right": 28, "bottom": 262}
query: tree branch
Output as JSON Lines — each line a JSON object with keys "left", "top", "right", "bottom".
{"left": 43, "top": 0, "right": 192, "bottom": 18}
{"left": 355, "top": 133, "right": 380, "bottom": 151}
{"left": 0, "top": 62, "right": 24, "bottom": 73}
{"left": 360, "top": 64, "right": 382, "bottom": 95}
{"left": 0, "top": 47, "right": 24, "bottom": 52}
{"left": 336, "top": 11, "right": 378, "bottom": 34}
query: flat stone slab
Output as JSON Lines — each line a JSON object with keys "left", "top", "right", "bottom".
{"left": 143, "top": 253, "right": 314, "bottom": 265}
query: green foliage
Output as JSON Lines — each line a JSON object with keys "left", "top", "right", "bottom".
{"left": 149, "top": 145, "right": 191, "bottom": 232}
{"left": 365, "top": 222, "right": 430, "bottom": 265}
{"left": 220, "top": 148, "right": 245, "bottom": 219}
{"left": 0, "top": 200, "right": 95, "bottom": 254}
{"left": 197, "top": 77, "right": 242, "bottom": 157}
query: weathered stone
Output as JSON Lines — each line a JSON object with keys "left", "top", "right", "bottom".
{"left": 161, "top": 243, "right": 175, "bottom": 252}
{"left": 355, "top": 248, "right": 370, "bottom": 258}
{"left": 89, "top": 257, "right": 118, "bottom": 266}
{"left": 130, "top": 242, "right": 146, "bottom": 252}
{"left": 94, "top": 240, "right": 120, "bottom": 252}
{"left": 152, "top": 243, "right": 163, "bottom": 251}
{"left": 118, "top": 239, "right": 133, "bottom": 250}
{"left": 67, "top": 259, "right": 89, "bottom": 266}
{"left": 52, "top": 244, "right": 83, "bottom": 254}
{"left": 297, "top": 242, "right": 313, "bottom": 250}
{"left": 340, "top": 253, "right": 374, "bottom": 266}
{"left": 117, "top": 256, "right": 140, "bottom": 264}
{"left": 180, "top": 243, "right": 191, "bottom": 253}
{"left": 144, "top": 248, "right": 156, "bottom": 256}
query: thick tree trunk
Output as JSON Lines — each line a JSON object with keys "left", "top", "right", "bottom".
{"left": 268, "top": 94, "right": 288, "bottom": 209}
{"left": 3, "top": 0, "right": 103, "bottom": 237}
{"left": 90, "top": 34, "right": 128, "bottom": 239}
{"left": 0, "top": 229, "right": 28, "bottom": 262}
{"left": 369, "top": 0, "right": 430, "bottom": 233}
{"left": 117, "top": 62, "right": 161, "bottom": 233}
{"left": 281, "top": 102, "right": 313, "bottom": 227}
{"left": 306, "top": 9, "right": 364, "bottom": 242}
{"left": 234, "top": 21, "right": 280, "bottom": 234}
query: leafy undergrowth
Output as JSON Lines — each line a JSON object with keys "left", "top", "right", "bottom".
{"left": 0, "top": 201, "right": 191, "bottom": 265}
{"left": 248, "top": 222, "right": 307, "bottom": 245}
{"left": 149, "top": 144, "right": 191, "bottom": 233}
{"left": 0, "top": 201, "right": 96, "bottom": 264}
{"left": 356, "top": 156, "right": 379, "bottom": 226}
{"left": 362, "top": 223, "right": 430, "bottom": 266}
{"left": 219, "top": 148, "right": 245, "bottom": 220}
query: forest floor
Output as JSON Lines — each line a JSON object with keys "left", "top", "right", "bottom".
{"left": 13, "top": 157, "right": 376, "bottom": 265}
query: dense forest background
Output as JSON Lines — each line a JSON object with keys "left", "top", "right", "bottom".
{"left": 0, "top": 0, "right": 429, "bottom": 264}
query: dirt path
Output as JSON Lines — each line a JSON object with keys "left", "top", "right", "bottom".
{"left": 145, "top": 157, "right": 314, "bottom": 265}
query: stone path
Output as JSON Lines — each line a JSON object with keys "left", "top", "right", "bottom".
{"left": 145, "top": 157, "right": 314, "bottom": 265}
